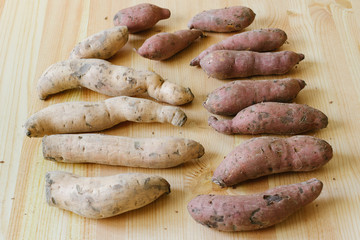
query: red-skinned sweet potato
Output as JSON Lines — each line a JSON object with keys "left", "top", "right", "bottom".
{"left": 208, "top": 102, "right": 328, "bottom": 135}
{"left": 187, "top": 178, "right": 323, "bottom": 231}
{"left": 203, "top": 78, "right": 306, "bottom": 115}
{"left": 213, "top": 136, "right": 333, "bottom": 187}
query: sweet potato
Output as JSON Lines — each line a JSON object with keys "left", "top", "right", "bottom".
{"left": 25, "top": 96, "right": 187, "bottom": 137}
{"left": 200, "top": 50, "right": 305, "bottom": 79}
{"left": 137, "top": 29, "right": 203, "bottom": 60}
{"left": 37, "top": 59, "right": 193, "bottom": 105}
{"left": 43, "top": 134, "right": 205, "bottom": 168}
{"left": 208, "top": 102, "right": 328, "bottom": 135}
{"left": 46, "top": 171, "right": 170, "bottom": 219}
{"left": 69, "top": 26, "right": 128, "bottom": 60}
{"left": 188, "top": 6, "right": 255, "bottom": 33}
{"left": 113, "top": 3, "right": 170, "bottom": 33}
{"left": 213, "top": 136, "right": 333, "bottom": 187}
{"left": 187, "top": 178, "right": 323, "bottom": 231}
{"left": 204, "top": 78, "right": 306, "bottom": 115}
{"left": 190, "top": 28, "right": 287, "bottom": 66}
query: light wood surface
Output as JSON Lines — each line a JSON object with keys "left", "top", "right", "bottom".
{"left": 1, "top": 0, "right": 360, "bottom": 239}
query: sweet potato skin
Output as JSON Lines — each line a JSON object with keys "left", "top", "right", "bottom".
{"left": 188, "top": 6, "right": 255, "bottom": 33}
{"left": 113, "top": 3, "right": 170, "bottom": 33}
{"left": 203, "top": 78, "right": 306, "bottom": 115}
{"left": 200, "top": 50, "right": 305, "bottom": 79}
{"left": 46, "top": 171, "right": 170, "bottom": 219}
{"left": 137, "top": 29, "right": 203, "bottom": 60}
{"left": 187, "top": 178, "right": 323, "bottom": 231}
{"left": 213, "top": 136, "right": 333, "bottom": 187}
{"left": 208, "top": 102, "right": 328, "bottom": 135}
{"left": 191, "top": 28, "right": 287, "bottom": 66}
{"left": 43, "top": 134, "right": 205, "bottom": 168}
{"left": 25, "top": 96, "right": 187, "bottom": 137}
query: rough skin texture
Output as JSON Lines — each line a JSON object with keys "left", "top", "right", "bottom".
{"left": 43, "top": 134, "right": 205, "bottom": 168}
{"left": 113, "top": 3, "right": 170, "bottom": 33}
{"left": 213, "top": 136, "right": 333, "bottom": 187}
{"left": 208, "top": 102, "right": 328, "bottom": 135}
{"left": 203, "top": 78, "right": 306, "bottom": 115}
{"left": 69, "top": 26, "right": 128, "bottom": 60}
{"left": 37, "top": 59, "right": 194, "bottom": 105}
{"left": 25, "top": 96, "right": 187, "bottom": 137}
{"left": 137, "top": 29, "right": 203, "bottom": 60}
{"left": 191, "top": 28, "right": 287, "bottom": 66}
{"left": 200, "top": 50, "right": 305, "bottom": 79}
{"left": 187, "top": 178, "right": 323, "bottom": 231}
{"left": 188, "top": 6, "right": 255, "bottom": 33}
{"left": 46, "top": 171, "right": 170, "bottom": 219}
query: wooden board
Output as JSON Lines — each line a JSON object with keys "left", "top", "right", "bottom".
{"left": 1, "top": 0, "right": 360, "bottom": 239}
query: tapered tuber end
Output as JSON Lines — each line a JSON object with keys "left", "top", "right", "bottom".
{"left": 208, "top": 116, "right": 233, "bottom": 134}
{"left": 212, "top": 177, "right": 226, "bottom": 188}
{"left": 297, "top": 79, "right": 307, "bottom": 90}
{"left": 305, "top": 178, "right": 323, "bottom": 194}
{"left": 190, "top": 57, "right": 200, "bottom": 66}
{"left": 197, "top": 144, "right": 205, "bottom": 158}
{"left": 298, "top": 53, "right": 305, "bottom": 61}
{"left": 45, "top": 172, "right": 55, "bottom": 206}
{"left": 161, "top": 8, "right": 171, "bottom": 19}
{"left": 172, "top": 111, "right": 188, "bottom": 127}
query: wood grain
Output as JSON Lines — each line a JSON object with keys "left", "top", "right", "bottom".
{"left": 1, "top": 0, "right": 360, "bottom": 239}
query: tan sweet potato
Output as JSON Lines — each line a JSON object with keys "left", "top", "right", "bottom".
{"left": 37, "top": 59, "right": 193, "bottom": 105}
{"left": 188, "top": 6, "right": 255, "bottom": 33}
{"left": 43, "top": 134, "right": 205, "bottom": 168}
{"left": 208, "top": 102, "right": 328, "bottom": 135}
{"left": 25, "top": 96, "right": 187, "bottom": 137}
{"left": 190, "top": 28, "right": 287, "bottom": 66}
{"left": 69, "top": 26, "right": 128, "bottom": 60}
{"left": 213, "top": 136, "right": 333, "bottom": 187}
{"left": 137, "top": 29, "right": 203, "bottom": 60}
{"left": 113, "top": 3, "right": 170, "bottom": 33}
{"left": 204, "top": 78, "right": 306, "bottom": 115}
{"left": 200, "top": 50, "right": 305, "bottom": 79}
{"left": 187, "top": 178, "right": 323, "bottom": 231}
{"left": 46, "top": 171, "right": 170, "bottom": 219}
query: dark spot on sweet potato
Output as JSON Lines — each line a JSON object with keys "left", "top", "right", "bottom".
{"left": 173, "top": 149, "right": 180, "bottom": 155}
{"left": 299, "top": 187, "right": 303, "bottom": 193}
{"left": 112, "top": 184, "right": 122, "bottom": 190}
{"left": 210, "top": 215, "right": 224, "bottom": 222}
{"left": 134, "top": 141, "right": 141, "bottom": 150}
{"left": 249, "top": 208, "right": 262, "bottom": 225}
{"left": 203, "top": 221, "right": 218, "bottom": 228}
{"left": 144, "top": 177, "right": 151, "bottom": 185}
{"left": 268, "top": 167, "right": 273, "bottom": 172}
{"left": 263, "top": 194, "right": 283, "bottom": 205}
{"left": 51, "top": 197, "right": 56, "bottom": 205}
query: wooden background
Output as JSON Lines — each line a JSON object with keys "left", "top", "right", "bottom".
{"left": 1, "top": 0, "right": 360, "bottom": 239}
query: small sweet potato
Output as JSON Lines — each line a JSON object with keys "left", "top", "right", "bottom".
{"left": 188, "top": 6, "right": 255, "bottom": 33}
{"left": 187, "top": 178, "right": 323, "bottom": 231}
{"left": 113, "top": 3, "right": 170, "bottom": 33}
{"left": 137, "top": 29, "right": 203, "bottom": 60}
{"left": 37, "top": 59, "right": 193, "bottom": 105}
{"left": 208, "top": 102, "right": 328, "bottom": 135}
{"left": 43, "top": 134, "right": 205, "bottom": 168}
{"left": 46, "top": 171, "right": 170, "bottom": 219}
{"left": 25, "top": 96, "right": 187, "bottom": 137}
{"left": 69, "top": 26, "right": 128, "bottom": 59}
{"left": 204, "top": 78, "right": 306, "bottom": 115}
{"left": 190, "top": 28, "right": 287, "bottom": 66}
{"left": 200, "top": 50, "right": 305, "bottom": 79}
{"left": 213, "top": 136, "right": 333, "bottom": 187}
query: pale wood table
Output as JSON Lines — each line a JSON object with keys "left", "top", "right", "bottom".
{"left": 1, "top": 0, "right": 360, "bottom": 239}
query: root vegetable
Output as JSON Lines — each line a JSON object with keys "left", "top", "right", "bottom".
{"left": 69, "top": 26, "right": 128, "bottom": 60}
{"left": 200, "top": 50, "right": 305, "bottom": 79}
{"left": 113, "top": 3, "right": 170, "bottom": 33}
{"left": 213, "top": 136, "right": 333, "bottom": 187}
{"left": 43, "top": 134, "right": 205, "bottom": 168}
{"left": 204, "top": 78, "right": 306, "bottom": 115}
{"left": 37, "top": 58, "right": 193, "bottom": 105}
{"left": 208, "top": 102, "right": 328, "bottom": 135}
{"left": 137, "top": 29, "right": 203, "bottom": 60}
{"left": 188, "top": 6, "right": 255, "bottom": 33}
{"left": 191, "top": 28, "right": 287, "bottom": 66}
{"left": 187, "top": 178, "right": 323, "bottom": 231}
{"left": 25, "top": 96, "right": 187, "bottom": 138}
{"left": 46, "top": 171, "right": 170, "bottom": 219}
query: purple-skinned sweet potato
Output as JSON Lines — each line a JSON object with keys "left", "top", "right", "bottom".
{"left": 113, "top": 3, "right": 170, "bottom": 33}
{"left": 137, "top": 29, "right": 203, "bottom": 60}
{"left": 187, "top": 178, "right": 323, "bottom": 231}
{"left": 200, "top": 50, "right": 305, "bottom": 79}
{"left": 188, "top": 6, "right": 255, "bottom": 33}
{"left": 191, "top": 28, "right": 287, "bottom": 66}
{"left": 208, "top": 102, "right": 328, "bottom": 135}
{"left": 203, "top": 78, "right": 306, "bottom": 115}
{"left": 213, "top": 136, "right": 333, "bottom": 187}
